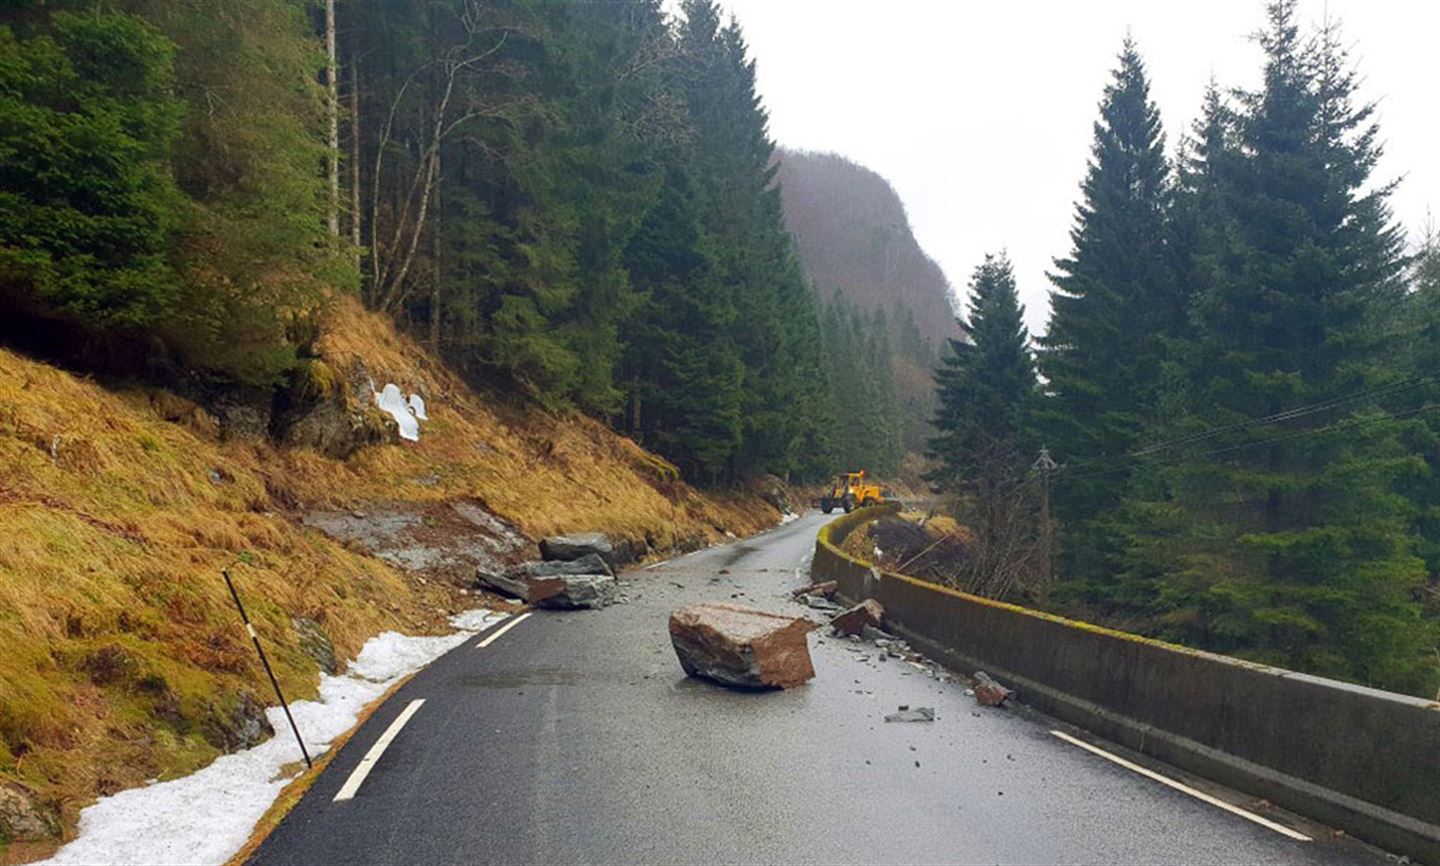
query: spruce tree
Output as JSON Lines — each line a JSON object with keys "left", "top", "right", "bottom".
{"left": 0, "top": 10, "right": 183, "bottom": 331}
{"left": 675, "top": 0, "right": 825, "bottom": 480}
{"left": 928, "top": 253, "right": 1036, "bottom": 490}
{"left": 928, "top": 253, "right": 1041, "bottom": 597}
{"left": 1126, "top": 2, "right": 1432, "bottom": 693}
{"left": 620, "top": 164, "right": 743, "bottom": 483}
{"left": 1036, "top": 37, "right": 1175, "bottom": 581}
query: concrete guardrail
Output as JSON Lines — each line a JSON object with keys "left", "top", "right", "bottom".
{"left": 814, "top": 505, "right": 1440, "bottom": 865}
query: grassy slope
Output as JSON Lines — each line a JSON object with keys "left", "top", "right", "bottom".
{"left": 0, "top": 298, "right": 778, "bottom": 851}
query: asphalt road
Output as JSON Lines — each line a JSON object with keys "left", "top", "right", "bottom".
{"left": 250, "top": 512, "right": 1390, "bottom": 865}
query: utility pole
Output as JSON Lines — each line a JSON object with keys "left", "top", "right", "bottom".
{"left": 1033, "top": 446, "right": 1058, "bottom": 583}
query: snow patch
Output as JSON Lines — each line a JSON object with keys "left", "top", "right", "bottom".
{"left": 40, "top": 609, "right": 503, "bottom": 866}
{"left": 778, "top": 511, "right": 799, "bottom": 526}
{"left": 375, "top": 383, "right": 420, "bottom": 441}
{"left": 407, "top": 393, "right": 428, "bottom": 421}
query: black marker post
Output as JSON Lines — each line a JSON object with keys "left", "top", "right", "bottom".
{"left": 222, "top": 568, "right": 313, "bottom": 769}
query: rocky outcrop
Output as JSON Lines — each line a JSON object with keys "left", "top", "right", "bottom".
{"left": 202, "top": 691, "right": 274, "bottom": 752}
{"left": 270, "top": 360, "right": 393, "bottom": 458}
{"left": 274, "top": 392, "right": 387, "bottom": 458}
{"left": 0, "top": 784, "right": 56, "bottom": 841}
{"left": 304, "top": 501, "right": 530, "bottom": 585}
{"left": 830, "top": 599, "right": 884, "bottom": 637}
{"left": 292, "top": 616, "right": 338, "bottom": 675}
{"left": 669, "top": 603, "right": 817, "bottom": 689}
{"left": 754, "top": 473, "right": 796, "bottom": 515}
{"left": 213, "top": 399, "right": 271, "bottom": 442}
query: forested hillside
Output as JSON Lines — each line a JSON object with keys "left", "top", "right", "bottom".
{"left": 775, "top": 149, "right": 959, "bottom": 468}
{"left": 928, "top": 2, "right": 1440, "bottom": 698}
{"left": 0, "top": 0, "right": 902, "bottom": 486}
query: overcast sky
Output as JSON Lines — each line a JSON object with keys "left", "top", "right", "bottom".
{"left": 708, "top": 0, "right": 1438, "bottom": 336}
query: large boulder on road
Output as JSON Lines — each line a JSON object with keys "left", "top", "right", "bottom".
{"left": 515, "top": 553, "right": 612, "bottom": 578}
{"left": 669, "top": 603, "right": 817, "bottom": 689}
{"left": 534, "top": 574, "right": 616, "bottom": 609}
{"left": 476, "top": 564, "right": 616, "bottom": 609}
{"left": 540, "top": 532, "right": 615, "bottom": 566}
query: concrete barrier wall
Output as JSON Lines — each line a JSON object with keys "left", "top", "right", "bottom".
{"left": 814, "top": 506, "right": 1440, "bottom": 865}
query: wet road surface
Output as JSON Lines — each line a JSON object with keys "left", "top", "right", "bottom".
{"left": 249, "top": 512, "right": 1391, "bottom": 865}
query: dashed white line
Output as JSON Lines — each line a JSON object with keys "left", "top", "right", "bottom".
{"left": 475, "top": 612, "right": 531, "bottom": 649}
{"left": 334, "top": 699, "right": 425, "bottom": 802}
{"left": 1048, "top": 730, "right": 1311, "bottom": 842}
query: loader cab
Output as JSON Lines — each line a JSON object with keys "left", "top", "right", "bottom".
{"left": 831, "top": 471, "right": 864, "bottom": 497}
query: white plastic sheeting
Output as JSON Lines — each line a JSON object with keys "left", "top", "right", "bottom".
{"left": 375, "top": 383, "right": 420, "bottom": 441}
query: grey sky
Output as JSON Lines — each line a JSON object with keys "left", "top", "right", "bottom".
{"left": 712, "top": 0, "right": 1438, "bottom": 336}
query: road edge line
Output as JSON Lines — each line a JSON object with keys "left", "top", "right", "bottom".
{"left": 1049, "top": 729, "right": 1312, "bottom": 842}
{"left": 333, "top": 699, "right": 426, "bottom": 802}
{"left": 476, "top": 611, "right": 530, "bottom": 648}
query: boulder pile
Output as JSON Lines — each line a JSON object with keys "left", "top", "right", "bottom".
{"left": 669, "top": 602, "right": 817, "bottom": 689}
{"left": 476, "top": 533, "right": 619, "bottom": 609}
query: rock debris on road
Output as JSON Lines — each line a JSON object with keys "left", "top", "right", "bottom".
{"left": 250, "top": 513, "right": 1391, "bottom": 866}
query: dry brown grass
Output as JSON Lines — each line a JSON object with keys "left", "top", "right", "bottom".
{"left": 0, "top": 296, "right": 779, "bottom": 852}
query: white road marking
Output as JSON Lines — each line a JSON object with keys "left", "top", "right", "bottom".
{"left": 475, "top": 612, "right": 531, "bottom": 649}
{"left": 333, "top": 699, "right": 425, "bottom": 802}
{"left": 1048, "top": 730, "right": 1311, "bottom": 842}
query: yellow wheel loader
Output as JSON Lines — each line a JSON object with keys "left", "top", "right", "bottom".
{"left": 814, "top": 470, "right": 887, "bottom": 514}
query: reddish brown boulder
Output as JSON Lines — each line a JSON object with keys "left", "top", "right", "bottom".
{"left": 829, "top": 599, "right": 884, "bottom": 637}
{"left": 669, "top": 602, "right": 817, "bottom": 689}
{"left": 973, "top": 671, "right": 1015, "bottom": 707}
{"left": 790, "top": 580, "right": 838, "bottom": 599}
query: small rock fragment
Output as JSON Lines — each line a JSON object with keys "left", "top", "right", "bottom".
{"left": 884, "top": 706, "right": 935, "bottom": 723}
{"left": 790, "top": 580, "right": 838, "bottom": 599}
{"left": 804, "top": 595, "right": 842, "bottom": 612}
{"left": 830, "top": 599, "right": 884, "bottom": 637}
{"left": 973, "top": 671, "right": 1015, "bottom": 707}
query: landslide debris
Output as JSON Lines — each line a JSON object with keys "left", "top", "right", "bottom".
{"left": 669, "top": 602, "right": 817, "bottom": 689}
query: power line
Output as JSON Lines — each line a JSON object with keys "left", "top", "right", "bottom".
{"left": 1053, "top": 371, "right": 1440, "bottom": 477}
{"left": 1056, "top": 401, "right": 1437, "bottom": 484}
{"left": 1131, "top": 372, "right": 1440, "bottom": 456}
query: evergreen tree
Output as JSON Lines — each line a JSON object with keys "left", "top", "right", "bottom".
{"left": 1036, "top": 37, "right": 1175, "bottom": 581}
{"left": 620, "top": 164, "right": 743, "bottom": 482}
{"left": 0, "top": 10, "right": 182, "bottom": 331}
{"left": 1400, "top": 228, "right": 1440, "bottom": 605}
{"left": 928, "top": 253, "right": 1036, "bottom": 489}
{"left": 675, "top": 0, "right": 825, "bottom": 479}
{"left": 1125, "top": 2, "right": 1432, "bottom": 693}
{"left": 928, "top": 253, "right": 1041, "bottom": 597}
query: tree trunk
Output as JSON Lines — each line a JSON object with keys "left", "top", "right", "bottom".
{"left": 324, "top": 0, "right": 340, "bottom": 238}
{"left": 349, "top": 36, "right": 362, "bottom": 260}
{"left": 429, "top": 148, "right": 442, "bottom": 354}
